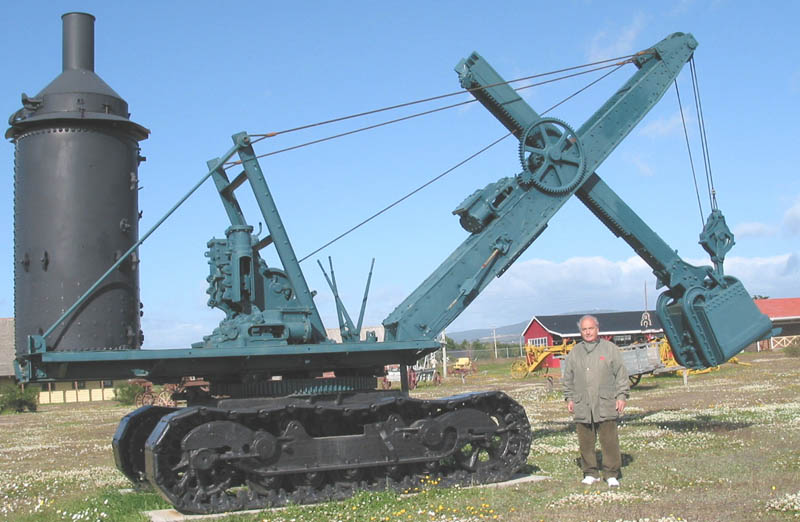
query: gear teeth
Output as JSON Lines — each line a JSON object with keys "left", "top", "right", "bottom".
{"left": 517, "top": 118, "right": 585, "bottom": 194}
{"left": 461, "top": 77, "right": 526, "bottom": 135}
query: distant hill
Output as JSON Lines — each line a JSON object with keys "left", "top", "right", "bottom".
{"left": 446, "top": 309, "right": 619, "bottom": 343}
{"left": 446, "top": 321, "right": 529, "bottom": 344}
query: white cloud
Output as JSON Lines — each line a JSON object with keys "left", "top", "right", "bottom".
{"left": 587, "top": 14, "right": 647, "bottom": 62}
{"left": 451, "top": 256, "right": 657, "bottom": 330}
{"left": 723, "top": 254, "right": 800, "bottom": 296}
{"left": 783, "top": 197, "right": 800, "bottom": 235}
{"left": 669, "top": 0, "right": 695, "bottom": 16}
{"left": 139, "top": 253, "right": 800, "bottom": 346}
{"left": 639, "top": 111, "right": 687, "bottom": 138}
{"left": 450, "top": 253, "right": 800, "bottom": 331}
{"left": 629, "top": 154, "right": 655, "bottom": 177}
{"left": 733, "top": 222, "right": 778, "bottom": 238}
{"left": 728, "top": 196, "right": 800, "bottom": 239}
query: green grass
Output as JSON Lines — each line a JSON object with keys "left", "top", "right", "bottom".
{"left": 19, "top": 489, "right": 169, "bottom": 522}
{"left": 1, "top": 351, "right": 799, "bottom": 521}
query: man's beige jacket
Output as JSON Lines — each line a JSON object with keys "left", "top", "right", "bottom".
{"left": 563, "top": 339, "right": 630, "bottom": 423}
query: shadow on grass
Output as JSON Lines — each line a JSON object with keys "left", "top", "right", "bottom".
{"left": 571, "top": 452, "right": 636, "bottom": 476}
{"left": 532, "top": 410, "right": 752, "bottom": 438}
{"left": 622, "top": 410, "right": 753, "bottom": 432}
{"left": 518, "top": 463, "right": 543, "bottom": 474}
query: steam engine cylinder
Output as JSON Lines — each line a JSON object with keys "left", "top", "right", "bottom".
{"left": 7, "top": 13, "right": 149, "bottom": 354}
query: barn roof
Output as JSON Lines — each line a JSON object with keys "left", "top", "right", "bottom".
{"left": 523, "top": 310, "right": 663, "bottom": 337}
{"left": 755, "top": 298, "right": 800, "bottom": 320}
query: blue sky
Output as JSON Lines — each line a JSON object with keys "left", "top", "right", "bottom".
{"left": 2, "top": 1, "right": 798, "bottom": 348}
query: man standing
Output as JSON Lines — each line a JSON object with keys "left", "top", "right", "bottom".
{"left": 563, "top": 315, "right": 629, "bottom": 487}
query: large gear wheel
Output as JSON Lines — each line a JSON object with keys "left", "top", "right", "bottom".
{"left": 518, "top": 118, "right": 585, "bottom": 194}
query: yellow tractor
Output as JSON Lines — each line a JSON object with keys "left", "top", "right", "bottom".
{"left": 511, "top": 340, "right": 574, "bottom": 379}
{"left": 451, "top": 357, "right": 478, "bottom": 376}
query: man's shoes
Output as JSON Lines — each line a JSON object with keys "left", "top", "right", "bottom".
{"left": 581, "top": 476, "right": 599, "bottom": 485}
{"left": 606, "top": 477, "right": 620, "bottom": 487}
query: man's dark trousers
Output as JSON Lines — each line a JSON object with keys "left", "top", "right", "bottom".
{"left": 576, "top": 420, "right": 621, "bottom": 479}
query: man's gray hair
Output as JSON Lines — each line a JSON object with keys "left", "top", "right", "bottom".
{"left": 577, "top": 315, "right": 599, "bottom": 329}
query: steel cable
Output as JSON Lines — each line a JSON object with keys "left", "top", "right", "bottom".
{"left": 297, "top": 63, "right": 628, "bottom": 261}
{"left": 298, "top": 132, "right": 512, "bottom": 262}
{"left": 228, "top": 61, "right": 632, "bottom": 168}
{"left": 690, "top": 58, "right": 717, "bottom": 210}
{"left": 675, "top": 79, "right": 706, "bottom": 226}
{"left": 247, "top": 53, "right": 647, "bottom": 142}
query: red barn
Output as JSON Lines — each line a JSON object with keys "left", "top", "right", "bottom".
{"left": 753, "top": 298, "right": 800, "bottom": 351}
{"left": 521, "top": 311, "right": 664, "bottom": 368}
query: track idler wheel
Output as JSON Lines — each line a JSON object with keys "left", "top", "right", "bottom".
{"left": 145, "top": 409, "right": 247, "bottom": 514}
{"left": 448, "top": 398, "right": 528, "bottom": 482}
{"left": 113, "top": 405, "right": 176, "bottom": 484}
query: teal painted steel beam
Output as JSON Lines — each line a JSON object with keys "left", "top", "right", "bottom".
{"left": 24, "top": 340, "right": 439, "bottom": 383}
{"left": 445, "top": 33, "right": 774, "bottom": 369}
{"left": 576, "top": 173, "right": 707, "bottom": 291}
{"left": 208, "top": 162, "right": 247, "bottom": 227}
{"left": 576, "top": 172, "right": 775, "bottom": 366}
{"left": 232, "top": 133, "right": 328, "bottom": 342}
{"left": 41, "top": 340, "right": 439, "bottom": 361}
{"left": 384, "top": 33, "right": 697, "bottom": 343}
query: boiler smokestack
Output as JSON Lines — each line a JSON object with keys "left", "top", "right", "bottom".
{"left": 7, "top": 13, "right": 149, "bottom": 357}
{"left": 62, "top": 12, "right": 95, "bottom": 72}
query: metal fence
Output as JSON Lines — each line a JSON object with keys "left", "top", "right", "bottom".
{"left": 442, "top": 347, "right": 524, "bottom": 362}
{"left": 415, "top": 346, "right": 526, "bottom": 371}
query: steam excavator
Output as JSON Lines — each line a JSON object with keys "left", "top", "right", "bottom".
{"left": 8, "top": 15, "right": 776, "bottom": 514}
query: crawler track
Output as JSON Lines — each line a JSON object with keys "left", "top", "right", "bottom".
{"left": 126, "top": 391, "right": 530, "bottom": 514}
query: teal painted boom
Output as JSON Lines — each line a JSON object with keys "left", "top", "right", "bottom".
{"left": 383, "top": 32, "right": 775, "bottom": 368}
{"left": 384, "top": 34, "right": 685, "bottom": 337}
